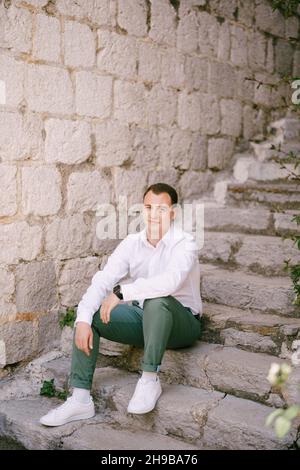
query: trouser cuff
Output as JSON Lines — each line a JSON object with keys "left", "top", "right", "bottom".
{"left": 141, "top": 362, "right": 161, "bottom": 372}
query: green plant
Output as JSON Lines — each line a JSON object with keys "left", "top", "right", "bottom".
{"left": 266, "top": 363, "right": 300, "bottom": 438}
{"left": 269, "top": 0, "right": 300, "bottom": 18}
{"left": 40, "top": 378, "right": 68, "bottom": 401}
{"left": 59, "top": 306, "right": 77, "bottom": 329}
{"left": 268, "top": 143, "right": 300, "bottom": 305}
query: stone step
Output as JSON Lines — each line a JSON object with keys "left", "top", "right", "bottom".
{"left": 268, "top": 118, "right": 300, "bottom": 145}
{"left": 233, "top": 155, "right": 300, "bottom": 184}
{"left": 90, "top": 339, "right": 300, "bottom": 408}
{"left": 226, "top": 182, "right": 300, "bottom": 210}
{"left": 0, "top": 396, "right": 199, "bottom": 450}
{"left": 249, "top": 139, "right": 300, "bottom": 162}
{"left": 199, "top": 232, "right": 300, "bottom": 276}
{"left": 200, "top": 264, "right": 299, "bottom": 317}
{"left": 202, "top": 204, "right": 300, "bottom": 236}
{"left": 201, "top": 302, "right": 300, "bottom": 356}
{"left": 5, "top": 357, "right": 298, "bottom": 450}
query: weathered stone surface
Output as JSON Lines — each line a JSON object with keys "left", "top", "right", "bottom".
{"left": 112, "top": 167, "right": 148, "bottom": 207}
{"left": 21, "top": 166, "right": 62, "bottom": 216}
{"left": 63, "top": 422, "right": 200, "bottom": 450}
{"left": 220, "top": 99, "right": 242, "bottom": 137}
{"left": 158, "top": 128, "right": 207, "bottom": 171}
{"left": 221, "top": 328, "right": 277, "bottom": 355}
{"left": 203, "top": 205, "right": 271, "bottom": 233}
{"left": 0, "top": 5, "right": 32, "bottom": 53}
{"left": 208, "top": 137, "right": 234, "bottom": 170}
{"left": 200, "top": 231, "right": 241, "bottom": 263}
{"left": 0, "top": 321, "right": 38, "bottom": 367}
{"left": 0, "top": 221, "right": 42, "bottom": 264}
{"left": 203, "top": 394, "right": 296, "bottom": 450}
{"left": 0, "top": 54, "right": 24, "bottom": 107}
{"left": 37, "top": 311, "right": 61, "bottom": 354}
{"left": 57, "top": 0, "right": 112, "bottom": 26}
{"left": 0, "top": 112, "right": 43, "bottom": 162}
{"left": 138, "top": 42, "right": 162, "bottom": 83}
{"left": 146, "top": 84, "right": 177, "bottom": 127}
{"left": 201, "top": 264, "right": 296, "bottom": 315}
{"left": 117, "top": 0, "right": 148, "bottom": 37}
{"left": 0, "top": 397, "right": 104, "bottom": 450}
{"left": 25, "top": 64, "right": 73, "bottom": 114}
{"left": 177, "top": 8, "right": 198, "bottom": 54}
{"left": 45, "top": 118, "right": 91, "bottom": 164}
{"left": 0, "top": 267, "right": 15, "bottom": 319}
{"left": 274, "top": 211, "right": 300, "bottom": 235}
{"left": 66, "top": 170, "right": 111, "bottom": 213}
{"left": 94, "top": 120, "right": 132, "bottom": 167}
{"left": 15, "top": 260, "right": 57, "bottom": 313}
{"left": 97, "top": 31, "right": 138, "bottom": 80}
{"left": 64, "top": 21, "right": 95, "bottom": 68}
{"left": 0, "top": 165, "right": 17, "bottom": 216}
{"left": 148, "top": 0, "right": 177, "bottom": 47}
{"left": 113, "top": 80, "right": 145, "bottom": 125}
{"left": 234, "top": 234, "right": 300, "bottom": 274}
{"left": 45, "top": 215, "right": 92, "bottom": 259}
{"left": 75, "top": 71, "right": 112, "bottom": 118}
{"left": 33, "top": 14, "right": 60, "bottom": 62}
{"left": 58, "top": 256, "right": 100, "bottom": 306}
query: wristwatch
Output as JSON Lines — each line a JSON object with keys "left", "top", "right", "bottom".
{"left": 113, "top": 284, "right": 123, "bottom": 300}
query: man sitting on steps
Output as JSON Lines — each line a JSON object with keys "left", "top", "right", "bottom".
{"left": 40, "top": 182, "right": 203, "bottom": 427}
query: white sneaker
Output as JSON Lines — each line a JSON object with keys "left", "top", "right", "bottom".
{"left": 127, "top": 376, "right": 162, "bottom": 414}
{"left": 39, "top": 396, "right": 95, "bottom": 427}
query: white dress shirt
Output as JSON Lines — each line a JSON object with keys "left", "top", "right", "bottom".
{"left": 75, "top": 220, "right": 202, "bottom": 326}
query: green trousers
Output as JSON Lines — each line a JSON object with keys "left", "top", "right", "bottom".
{"left": 69, "top": 295, "right": 202, "bottom": 390}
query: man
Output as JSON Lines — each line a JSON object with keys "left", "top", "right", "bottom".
{"left": 40, "top": 182, "right": 202, "bottom": 426}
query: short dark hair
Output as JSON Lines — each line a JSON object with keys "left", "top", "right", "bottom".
{"left": 143, "top": 182, "right": 178, "bottom": 206}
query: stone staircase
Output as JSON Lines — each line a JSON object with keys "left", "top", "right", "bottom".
{"left": 1, "top": 117, "right": 300, "bottom": 450}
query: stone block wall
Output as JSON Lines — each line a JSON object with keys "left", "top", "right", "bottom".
{"left": 0, "top": 0, "right": 299, "bottom": 368}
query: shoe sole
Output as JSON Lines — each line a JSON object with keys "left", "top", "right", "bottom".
{"left": 40, "top": 409, "right": 95, "bottom": 427}
{"left": 127, "top": 389, "right": 162, "bottom": 414}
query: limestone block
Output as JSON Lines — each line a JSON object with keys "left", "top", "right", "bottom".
{"left": 148, "top": 0, "right": 177, "bottom": 47}
{"left": 94, "top": 120, "right": 132, "bottom": 167}
{"left": 33, "top": 14, "right": 60, "bottom": 62}
{"left": 67, "top": 170, "right": 111, "bottom": 214}
{"left": 0, "top": 221, "right": 42, "bottom": 264}
{"left": 75, "top": 71, "right": 112, "bottom": 118}
{"left": 58, "top": 257, "right": 100, "bottom": 306}
{"left": 25, "top": 64, "right": 73, "bottom": 114}
{"left": 15, "top": 260, "right": 57, "bottom": 312}
{"left": 0, "top": 165, "right": 17, "bottom": 216}
{"left": 208, "top": 137, "right": 234, "bottom": 170}
{"left": 114, "top": 80, "right": 145, "bottom": 125}
{"left": 0, "top": 321, "right": 38, "bottom": 367}
{"left": 45, "top": 118, "right": 91, "bottom": 164}
{"left": 0, "top": 112, "right": 43, "bottom": 161}
{"left": 45, "top": 214, "right": 92, "bottom": 259}
{"left": 64, "top": 20, "right": 95, "bottom": 67}
{"left": 97, "top": 30, "right": 138, "bottom": 80}
{"left": 21, "top": 166, "right": 62, "bottom": 216}
{"left": 0, "top": 54, "right": 24, "bottom": 107}
{"left": 146, "top": 84, "right": 177, "bottom": 127}
{"left": 117, "top": 0, "right": 147, "bottom": 37}
{"left": 138, "top": 42, "right": 162, "bottom": 83}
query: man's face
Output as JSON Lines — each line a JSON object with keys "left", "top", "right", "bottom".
{"left": 142, "top": 190, "right": 175, "bottom": 239}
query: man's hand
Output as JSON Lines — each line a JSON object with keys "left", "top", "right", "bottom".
{"left": 100, "top": 292, "right": 121, "bottom": 324}
{"left": 75, "top": 322, "right": 93, "bottom": 356}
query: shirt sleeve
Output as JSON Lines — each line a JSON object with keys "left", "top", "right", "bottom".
{"left": 120, "top": 236, "right": 198, "bottom": 302}
{"left": 75, "top": 237, "right": 130, "bottom": 326}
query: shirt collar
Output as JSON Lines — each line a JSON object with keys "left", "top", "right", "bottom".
{"left": 140, "top": 220, "right": 181, "bottom": 248}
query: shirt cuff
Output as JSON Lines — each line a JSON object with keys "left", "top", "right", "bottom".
{"left": 74, "top": 310, "right": 93, "bottom": 326}
{"left": 120, "top": 283, "right": 135, "bottom": 302}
